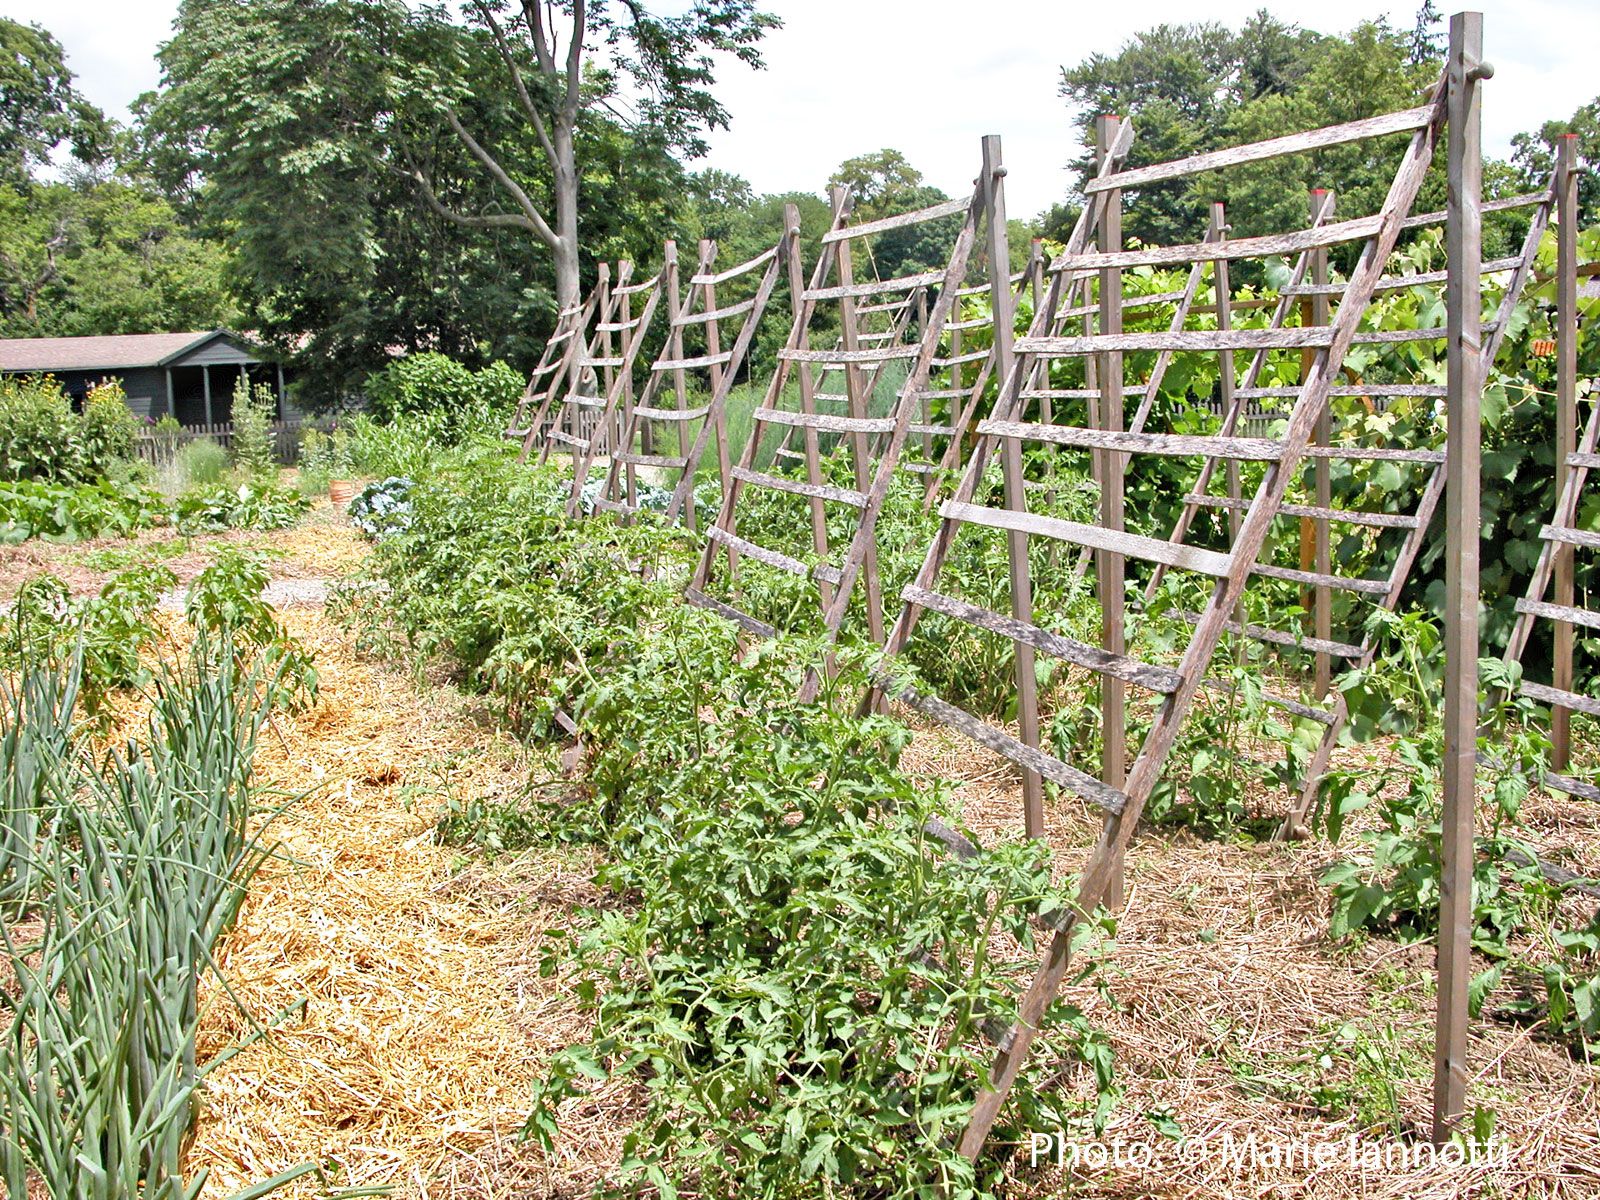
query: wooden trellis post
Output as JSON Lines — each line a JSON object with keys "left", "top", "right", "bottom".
{"left": 1553, "top": 132, "right": 1580, "bottom": 771}
{"left": 1434, "top": 8, "right": 1488, "bottom": 1144}
{"left": 1097, "top": 114, "right": 1127, "bottom": 899}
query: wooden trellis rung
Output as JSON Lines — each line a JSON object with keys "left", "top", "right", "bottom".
{"left": 1251, "top": 562, "right": 1391, "bottom": 595}
{"left": 820, "top": 195, "right": 971, "bottom": 242}
{"left": 730, "top": 466, "right": 869, "bottom": 507}
{"left": 688, "top": 245, "right": 778, "bottom": 285}
{"left": 759, "top": 409, "right": 898, "bottom": 435}
{"left": 1515, "top": 598, "right": 1600, "bottom": 630}
{"left": 651, "top": 351, "right": 735, "bottom": 372}
{"left": 1201, "top": 677, "right": 1339, "bottom": 724}
{"left": 1176, "top": 609, "right": 1366, "bottom": 659}
{"left": 673, "top": 296, "right": 758, "bottom": 326}
{"left": 1185, "top": 493, "right": 1421, "bottom": 530}
{"left": 684, "top": 587, "right": 777, "bottom": 639}
{"left": 978, "top": 420, "right": 1286, "bottom": 461}
{"left": 632, "top": 403, "right": 711, "bottom": 422}
{"left": 1054, "top": 215, "right": 1384, "bottom": 273}
{"left": 804, "top": 270, "right": 946, "bottom": 302}
{"left": 1538, "top": 525, "right": 1600, "bottom": 551}
{"left": 1017, "top": 327, "right": 1335, "bottom": 355}
{"left": 778, "top": 344, "right": 922, "bottom": 365}
{"left": 1521, "top": 681, "right": 1600, "bottom": 720}
{"left": 941, "top": 500, "right": 1234, "bottom": 577}
{"left": 707, "top": 525, "right": 819, "bottom": 580}
{"left": 614, "top": 451, "right": 687, "bottom": 469}
{"left": 1083, "top": 105, "right": 1433, "bottom": 193}
{"left": 905, "top": 585, "right": 1181, "bottom": 693}
{"left": 892, "top": 684, "right": 1130, "bottom": 814}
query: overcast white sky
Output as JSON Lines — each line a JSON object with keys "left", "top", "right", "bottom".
{"left": 4, "top": 0, "right": 1596, "bottom": 218}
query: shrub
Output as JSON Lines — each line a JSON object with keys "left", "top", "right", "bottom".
{"left": 229, "top": 376, "right": 278, "bottom": 477}
{"left": 363, "top": 353, "right": 523, "bottom": 441}
{"left": 79, "top": 381, "right": 140, "bottom": 475}
{"left": 175, "top": 437, "right": 230, "bottom": 489}
{"left": 0, "top": 376, "right": 81, "bottom": 483}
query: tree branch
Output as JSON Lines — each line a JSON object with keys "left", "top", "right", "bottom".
{"left": 521, "top": 0, "right": 555, "bottom": 76}
{"left": 563, "top": 0, "right": 585, "bottom": 120}
{"left": 474, "top": 1, "right": 559, "bottom": 167}
{"left": 441, "top": 108, "right": 560, "bottom": 247}
{"left": 395, "top": 157, "right": 545, "bottom": 238}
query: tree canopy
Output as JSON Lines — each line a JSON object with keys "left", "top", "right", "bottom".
{"left": 0, "top": 19, "right": 109, "bottom": 183}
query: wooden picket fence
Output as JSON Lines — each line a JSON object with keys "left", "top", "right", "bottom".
{"left": 134, "top": 418, "right": 328, "bottom": 467}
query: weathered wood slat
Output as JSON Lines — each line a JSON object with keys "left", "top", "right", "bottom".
{"left": 1399, "top": 187, "right": 1552, "bottom": 231}
{"left": 1234, "top": 384, "right": 1446, "bottom": 399}
{"left": 894, "top": 686, "right": 1128, "bottom": 815}
{"left": 652, "top": 350, "right": 735, "bottom": 372}
{"left": 1017, "top": 327, "right": 1335, "bottom": 355}
{"left": 730, "top": 465, "right": 868, "bottom": 508}
{"left": 1175, "top": 608, "right": 1365, "bottom": 658}
{"left": 1251, "top": 562, "right": 1391, "bottom": 595}
{"left": 1059, "top": 288, "right": 1189, "bottom": 320}
{"left": 688, "top": 246, "right": 776, "bottom": 285}
{"left": 904, "top": 585, "right": 1182, "bottom": 692}
{"left": 594, "top": 318, "right": 643, "bottom": 332}
{"left": 758, "top": 408, "right": 898, "bottom": 435}
{"left": 933, "top": 349, "right": 991, "bottom": 368}
{"left": 1522, "top": 680, "right": 1600, "bottom": 720}
{"left": 632, "top": 403, "right": 711, "bottom": 422}
{"left": 1515, "top": 597, "right": 1600, "bottom": 631}
{"left": 779, "top": 344, "right": 922, "bottom": 364}
{"left": 530, "top": 358, "right": 566, "bottom": 376}
{"left": 1544, "top": 772, "right": 1600, "bottom": 804}
{"left": 1186, "top": 493, "right": 1419, "bottom": 530}
{"left": 821, "top": 195, "right": 972, "bottom": 242}
{"left": 706, "top": 526, "right": 811, "bottom": 578}
{"left": 805, "top": 269, "right": 946, "bottom": 301}
{"left": 1539, "top": 524, "right": 1600, "bottom": 552}
{"left": 612, "top": 274, "right": 661, "bottom": 295}
{"left": 941, "top": 500, "right": 1234, "bottom": 576}
{"left": 908, "top": 423, "right": 955, "bottom": 436}
{"left": 674, "top": 296, "right": 758, "bottom": 326}
{"left": 545, "top": 430, "right": 589, "bottom": 449}
{"left": 1054, "top": 215, "right": 1384, "bottom": 272}
{"left": 614, "top": 451, "right": 688, "bottom": 469}
{"left": 1567, "top": 452, "right": 1600, "bottom": 469}
{"left": 916, "top": 388, "right": 976, "bottom": 400}
{"left": 579, "top": 356, "right": 627, "bottom": 369}
{"left": 683, "top": 587, "right": 777, "bottom": 639}
{"left": 945, "top": 316, "right": 991, "bottom": 331}
{"left": 1203, "top": 677, "right": 1338, "bottom": 724}
{"left": 978, "top": 420, "right": 1285, "bottom": 461}
{"left": 1301, "top": 445, "right": 1445, "bottom": 464}
{"left": 1282, "top": 255, "right": 1525, "bottom": 296}
{"left": 1084, "top": 106, "right": 1432, "bottom": 194}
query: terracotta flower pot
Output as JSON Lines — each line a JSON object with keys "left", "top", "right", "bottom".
{"left": 329, "top": 479, "right": 356, "bottom": 505}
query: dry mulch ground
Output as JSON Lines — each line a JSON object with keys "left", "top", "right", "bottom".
{"left": 9, "top": 511, "right": 1595, "bottom": 1197}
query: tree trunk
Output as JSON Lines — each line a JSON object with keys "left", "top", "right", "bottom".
{"left": 552, "top": 125, "right": 581, "bottom": 310}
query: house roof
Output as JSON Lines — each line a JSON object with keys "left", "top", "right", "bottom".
{"left": 0, "top": 330, "right": 263, "bottom": 373}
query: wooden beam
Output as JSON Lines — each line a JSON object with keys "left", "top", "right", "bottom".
{"left": 1084, "top": 105, "right": 1433, "bottom": 194}
{"left": 1434, "top": 10, "right": 1486, "bottom": 1146}
{"left": 1553, "top": 133, "right": 1580, "bottom": 771}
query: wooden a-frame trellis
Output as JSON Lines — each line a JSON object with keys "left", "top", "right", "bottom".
{"left": 506, "top": 266, "right": 612, "bottom": 462}
{"left": 530, "top": 261, "right": 667, "bottom": 477}
{"left": 573, "top": 220, "right": 797, "bottom": 527}
{"left": 684, "top": 139, "right": 1016, "bottom": 686}
{"left": 1503, "top": 132, "right": 1598, "bottom": 801}
{"left": 865, "top": 15, "right": 1493, "bottom": 1157}
{"left": 1120, "top": 174, "right": 1554, "bottom": 839}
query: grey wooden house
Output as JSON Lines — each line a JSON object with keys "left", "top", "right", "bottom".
{"left": 0, "top": 329, "right": 289, "bottom": 426}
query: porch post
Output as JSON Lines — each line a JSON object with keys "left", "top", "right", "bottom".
{"left": 165, "top": 368, "right": 175, "bottom": 417}
{"left": 202, "top": 365, "right": 213, "bottom": 427}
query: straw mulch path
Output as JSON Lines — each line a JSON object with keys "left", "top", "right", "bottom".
{"left": 186, "top": 604, "right": 615, "bottom": 1198}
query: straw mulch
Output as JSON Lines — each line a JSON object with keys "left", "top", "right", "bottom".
{"left": 901, "top": 715, "right": 1600, "bottom": 1199}
{"left": 186, "top": 608, "right": 621, "bottom": 1198}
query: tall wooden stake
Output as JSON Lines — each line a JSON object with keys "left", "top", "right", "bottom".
{"left": 1553, "top": 133, "right": 1579, "bottom": 771}
{"left": 1310, "top": 191, "right": 1334, "bottom": 700}
{"left": 983, "top": 134, "right": 1039, "bottom": 837}
{"left": 1435, "top": 8, "right": 1488, "bottom": 1145}
{"left": 1097, "top": 115, "right": 1127, "bottom": 901}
